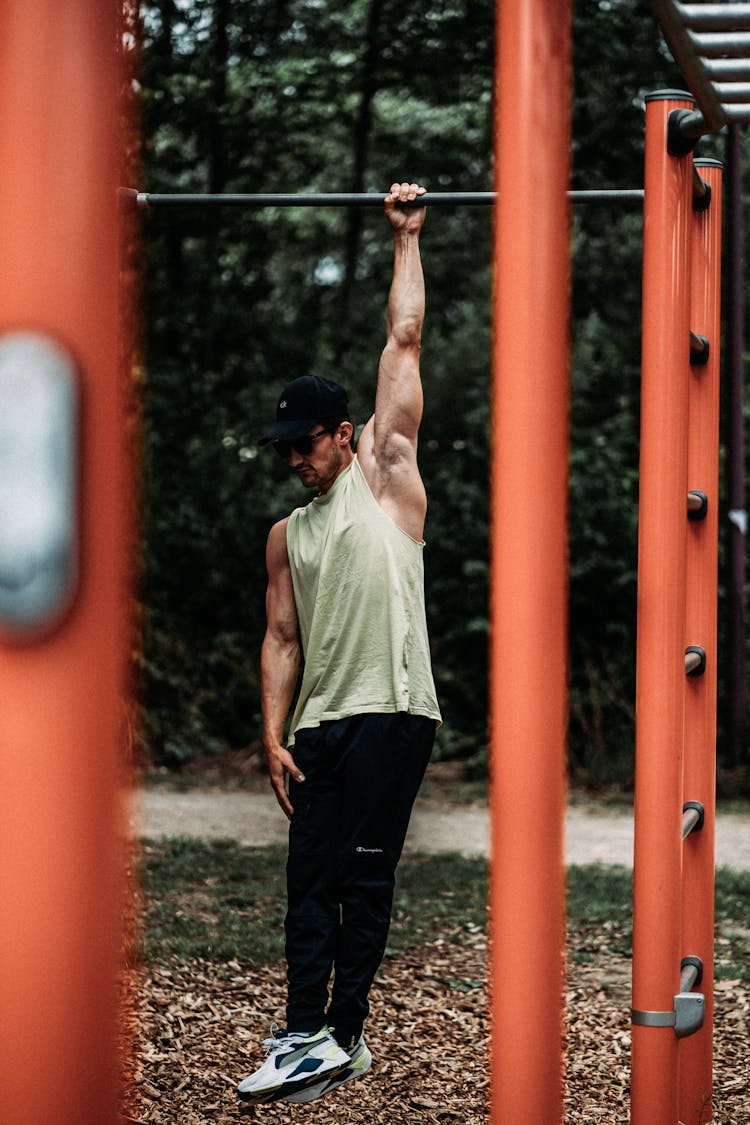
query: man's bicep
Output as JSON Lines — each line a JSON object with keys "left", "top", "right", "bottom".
{"left": 373, "top": 340, "right": 423, "bottom": 449}
{"left": 265, "top": 520, "right": 298, "bottom": 639}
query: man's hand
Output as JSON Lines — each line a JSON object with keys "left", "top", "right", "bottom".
{"left": 384, "top": 181, "right": 427, "bottom": 233}
{"left": 264, "top": 740, "right": 305, "bottom": 821}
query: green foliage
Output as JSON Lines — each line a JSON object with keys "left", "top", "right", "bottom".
{"left": 136, "top": 0, "right": 745, "bottom": 786}
{"left": 137, "top": 0, "right": 494, "bottom": 767}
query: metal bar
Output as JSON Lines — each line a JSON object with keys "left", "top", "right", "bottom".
{"left": 690, "top": 31, "right": 750, "bottom": 56}
{"left": 682, "top": 806, "right": 702, "bottom": 839}
{"left": 681, "top": 4, "right": 750, "bottom": 31}
{"left": 687, "top": 490, "right": 708, "bottom": 519}
{"left": 685, "top": 645, "right": 707, "bottom": 676}
{"left": 489, "top": 1, "right": 571, "bottom": 1122}
{"left": 631, "top": 92, "right": 693, "bottom": 1125}
{"left": 689, "top": 329, "right": 709, "bottom": 362}
{"left": 723, "top": 103, "right": 750, "bottom": 120}
{"left": 715, "top": 81, "right": 750, "bottom": 100}
{"left": 647, "top": 4, "right": 728, "bottom": 130}
{"left": 703, "top": 57, "right": 750, "bottom": 78}
{"left": 137, "top": 190, "right": 492, "bottom": 208}
{"left": 692, "top": 166, "right": 711, "bottom": 204}
{"left": 131, "top": 188, "right": 644, "bottom": 209}
{"left": 679, "top": 959, "right": 701, "bottom": 993}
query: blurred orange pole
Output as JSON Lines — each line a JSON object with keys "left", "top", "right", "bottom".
{"left": 490, "top": 3, "right": 571, "bottom": 1123}
{"left": 679, "top": 157, "right": 722, "bottom": 1125}
{"left": 0, "top": 4, "right": 129, "bottom": 1124}
{"left": 631, "top": 92, "right": 695, "bottom": 1125}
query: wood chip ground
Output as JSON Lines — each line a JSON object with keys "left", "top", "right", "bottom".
{"left": 121, "top": 937, "right": 750, "bottom": 1124}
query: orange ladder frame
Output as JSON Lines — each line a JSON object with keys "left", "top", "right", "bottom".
{"left": 631, "top": 94, "right": 722, "bottom": 1125}
{"left": 491, "top": 17, "right": 722, "bottom": 1125}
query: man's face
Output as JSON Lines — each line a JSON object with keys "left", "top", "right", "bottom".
{"left": 282, "top": 424, "right": 347, "bottom": 492}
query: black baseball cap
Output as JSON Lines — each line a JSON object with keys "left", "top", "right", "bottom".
{"left": 258, "top": 375, "right": 349, "bottom": 446}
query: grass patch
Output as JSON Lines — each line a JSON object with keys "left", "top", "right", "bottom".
{"left": 139, "top": 838, "right": 488, "bottom": 964}
{"left": 715, "top": 867, "right": 750, "bottom": 984}
{"left": 566, "top": 864, "right": 750, "bottom": 985}
{"left": 140, "top": 837, "right": 287, "bottom": 963}
{"left": 137, "top": 839, "right": 750, "bottom": 985}
{"left": 567, "top": 864, "right": 633, "bottom": 963}
{"left": 387, "top": 853, "right": 488, "bottom": 954}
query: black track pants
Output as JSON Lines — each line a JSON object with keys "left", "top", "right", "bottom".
{"left": 284, "top": 712, "right": 435, "bottom": 1045}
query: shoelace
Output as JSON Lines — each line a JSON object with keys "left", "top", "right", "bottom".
{"left": 261, "top": 1024, "right": 310, "bottom": 1055}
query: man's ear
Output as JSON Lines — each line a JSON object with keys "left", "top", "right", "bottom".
{"left": 337, "top": 421, "right": 354, "bottom": 446}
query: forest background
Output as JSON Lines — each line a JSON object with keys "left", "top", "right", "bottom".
{"left": 130, "top": 0, "right": 747, "bottom": 793}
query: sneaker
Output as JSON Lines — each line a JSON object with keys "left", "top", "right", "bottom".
{"left": 236, "top": 1025, "right": 350, "bottom": 1104}
{"left": 284, "top": 1035, "right": 372, "bottom": 1103}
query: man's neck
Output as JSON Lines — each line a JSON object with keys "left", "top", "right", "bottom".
{"left": 317, "top": 450, "right": 355, "bottom": 496}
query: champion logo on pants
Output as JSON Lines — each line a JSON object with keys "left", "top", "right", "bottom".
{"left": 355, "top": 846, "right": 383, "bottom": 853}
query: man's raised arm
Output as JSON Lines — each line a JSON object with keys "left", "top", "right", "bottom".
{"left": 358, "top": 181, "right": 428, "bottom": 539}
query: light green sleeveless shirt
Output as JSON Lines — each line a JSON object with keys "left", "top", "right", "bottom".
{"left": 285, "top": 456, "right": 441, "bottom": 745}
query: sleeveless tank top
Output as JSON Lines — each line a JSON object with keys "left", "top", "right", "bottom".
{"left": 285, "top": 456, "right": 441, "bottom": 745}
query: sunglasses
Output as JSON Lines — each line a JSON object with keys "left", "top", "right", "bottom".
{"left": 273, "top": 424, "right": 336, "bottom": 459}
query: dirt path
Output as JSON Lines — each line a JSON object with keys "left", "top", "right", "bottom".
{"left": 131, "top": 787, "right": 750, "bottom": 868}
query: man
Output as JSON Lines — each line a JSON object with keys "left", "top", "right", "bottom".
{"left": 237, "top": 181, "right": 441, "bottom": 1106}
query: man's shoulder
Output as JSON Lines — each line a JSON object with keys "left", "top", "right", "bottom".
{"left": 269, "top": 514, "right": 291, "bottom": 535}
{"left": 267, "top": 516, "right": 291, "bottom": 553}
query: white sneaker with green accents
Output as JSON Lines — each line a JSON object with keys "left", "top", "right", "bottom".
{"left": 283, "top": 1035, "right": 372, "bottom": 1103}
{"left": 236, "top": 1025, "right": 350, "bottom": 1104}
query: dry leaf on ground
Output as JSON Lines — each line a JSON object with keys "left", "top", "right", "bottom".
{"left": 121, "top": 938, "right": 750, "bottom": 1124}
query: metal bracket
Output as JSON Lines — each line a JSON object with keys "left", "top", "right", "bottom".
{"left": 632, "top": 992, "right": 705, "bottom": 1039}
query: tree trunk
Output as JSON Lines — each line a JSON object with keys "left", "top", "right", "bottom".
{"left": 337, "top": 0, "right": 385, "bottom": 351}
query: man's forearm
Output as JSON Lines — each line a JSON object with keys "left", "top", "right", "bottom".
{"left": 261, "top": 632, "right": 301, "bottom": 749}
{"left": 386, "top": 229, "right": 424, "bottom": 345}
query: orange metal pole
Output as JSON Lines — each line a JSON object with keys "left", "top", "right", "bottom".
{"left": 0, "top": 4, "right": 128, "bottom": 1124}
{"left": 631, "top": 92, "right": 695, "bottom": 1125}
{"left": 490, "top": 3, "right": 571, "bottom": 1123}
{"left": 679, "top": 157, "right": 722, "bottom": 1125}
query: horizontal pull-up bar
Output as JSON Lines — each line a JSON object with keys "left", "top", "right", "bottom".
{"left": 122, "top": 188, "right": 645, "bottom": 210}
